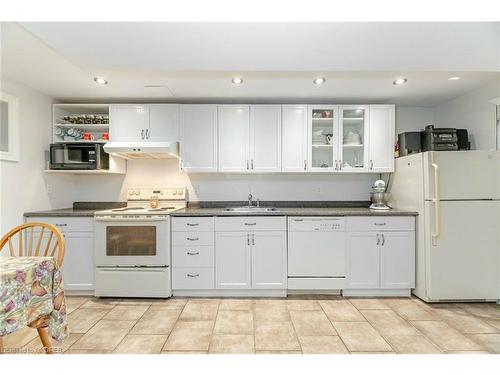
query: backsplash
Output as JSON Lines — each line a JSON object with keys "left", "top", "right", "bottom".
{"left": 45, "top": 159, "right": 377, "bottom": 207}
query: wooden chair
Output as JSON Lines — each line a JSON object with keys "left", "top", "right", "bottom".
{"left": 0, "top": 222, "right": 65, "bottom": 354}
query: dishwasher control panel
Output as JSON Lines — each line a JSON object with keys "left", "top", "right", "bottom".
{"left": 288, "top": 217, "right": 345, "bottom": 231}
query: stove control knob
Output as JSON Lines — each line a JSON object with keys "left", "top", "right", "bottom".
{"left": 128, "top": 191, "right": 134, "bottom": 196}
{"left": 134, "top": 190, "right": 140, "bottom": 196}
{"left": 177, "top": 189, "right": 183, "bottom": 195}
{"left": 172, "top": 190, "right": 178, "bottom": 195}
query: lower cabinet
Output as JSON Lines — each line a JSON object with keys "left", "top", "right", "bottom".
{"left": 215, "top": 232, "right": 252, "bottom": 288}
{"left": 25, "top": 217, "right": 95, "bottom": 293}
{"left": 252, "top": 231, "right": 287, "bottom": 289}
{"left": 345, "top": 221, "right": 415, "bottom": 295}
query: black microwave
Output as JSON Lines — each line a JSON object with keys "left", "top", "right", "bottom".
{"left": 49, "top": 143, "right": 109, "bottom": 170}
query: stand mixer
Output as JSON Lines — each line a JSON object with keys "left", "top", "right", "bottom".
{"left": 369, "top": 179, "right": 390, "bottom": 210}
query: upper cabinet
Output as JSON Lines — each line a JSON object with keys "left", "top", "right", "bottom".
{"left": 282, "top": 105, "right": 308, "bottom": 172}
{"left": 109, "top": 104, "right": 149, "bottom": 142}
{"left": 339, "top": 105, "right": 369, "bottom": 172}
{"left": 308, "top": 105, "right": 339, "bottom": 172}
{"left": 148, "top": 104, "right": 179, "bottom": 142}
{"left": 368, "top": 105, "right": 395, "bottom": 173}
{"left": 250, "top": 105, "right": 282, "bottom": 172}
{"left": 218, "top": 105, "right": 250, "bottom": 172}
{"left": 109, "top": 104, "right": 179, "bottom": 142}
{"left": 180, "top": 105, "right": 218, "bottom": 172}
{"left": 218, "top": 105, "right": 282, "bottom": 173}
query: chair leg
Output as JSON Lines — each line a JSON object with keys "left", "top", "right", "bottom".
{"left": 0, "top": 336, "right": 3, "bottom": 354}
{"left": 37, "top": 328, "right": 53, "bottom": 354}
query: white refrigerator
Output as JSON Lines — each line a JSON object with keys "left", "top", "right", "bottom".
{"left": 389, "top": 151, "right": 500, "bottom": 302}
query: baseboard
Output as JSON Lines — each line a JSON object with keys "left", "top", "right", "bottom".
{"left": 173, "top": 289, "right": 287, "bottom": 297}
{"left": 342, "top": 289, "right": 411, "bottom": 297}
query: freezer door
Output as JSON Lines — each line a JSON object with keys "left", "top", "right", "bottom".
{"left": 424, "top": 200, "right": 499, "bottom": 300}
{"left": 423, "top": 151, "right": 500, "bottom": 200}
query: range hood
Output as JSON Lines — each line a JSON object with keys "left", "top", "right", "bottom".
{"left": 103, "top": 141, "right": 179, "bottom": 160}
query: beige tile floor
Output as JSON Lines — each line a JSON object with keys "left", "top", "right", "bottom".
{"left": 3, "top": 296, "right": 500, "bottom": 354}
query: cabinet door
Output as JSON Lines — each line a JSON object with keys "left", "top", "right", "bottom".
{"left": 368, "top": 105, "right": 395, "bottom": 173}
{"left": 251, "top": 231, "right": 287, "bottom": 289}
{"left": 380, "top": 231, "right": 415, "bottom": 289}
{"left": 339, "top": 105, "right": 369, "bottom": 172}
{"left": 148, "top": 104, "right": 179, "bottom": 141}
{"left": 250, "top": 105, "right": 282, "bottom": 172}
{"left": 109, "top": 104, "right": 149, "bottom": 141}
{"left": 308, "top": 105, "right": 339, "bottom": 172}
{"left": 63, "top": 232, "right": 95, "bottom": 291}
{"left": 346, "top": 232, "right": 380, "bottom": 289}
{"left": 218, "top": 105, "right": 250, "bottom": 172}
{"left": 180, "top": 105, "right": 218, "bottom": 172}
{"left": 215, "top": 232, "right": 251, "bottom": 289}
{"left": 282, "top": 105, "right": 308, "bottom": 172}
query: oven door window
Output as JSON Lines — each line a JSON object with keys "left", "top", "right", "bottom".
{"left": 106, "top": 226, "right": 156, "bottom": 256}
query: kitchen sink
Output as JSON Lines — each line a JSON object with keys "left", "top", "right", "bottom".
{"left": 224, "top": 206, "right": 280, "bottom": 213}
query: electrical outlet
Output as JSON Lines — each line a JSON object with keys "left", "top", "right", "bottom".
{"left": 46, "top": 184, "right": 52, "bottom": 195}
{"left": 315, "top": 185, "right": 322, "bottom": 194}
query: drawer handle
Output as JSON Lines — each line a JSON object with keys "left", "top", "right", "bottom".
{"left": 186, "top": 223, "right": 199, "bottom": 226}
{"left": 187, "top": 237, "right": 199, "bottom": 241}
{"left": 187, "top": 273, "right": 199, "bottom": 278}
{"left": 244, "top": 223, "right": 257, "bottom": 226}
{"left": 55, "top": 223, "right": 67, "bottom": 227}
{"left": 187, "top": 251, "right": 200, "bottom": 256}
{"left": 374, "top": 223, "right": 387, "bottom": 226}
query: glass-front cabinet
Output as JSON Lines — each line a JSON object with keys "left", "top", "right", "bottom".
{"left": 339, "top": 105, "right": 369, "bottom": 172}
{"left": 308, "top": 106, "right": 339, "bottom": 171}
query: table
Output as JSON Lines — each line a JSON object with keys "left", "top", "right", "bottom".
{"left": 1, "top": 256, "right": 68, "bottom": 342}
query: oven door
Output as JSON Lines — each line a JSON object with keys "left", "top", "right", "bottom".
{"left": 94, "top": 217, "right": 169, "bottom": 267}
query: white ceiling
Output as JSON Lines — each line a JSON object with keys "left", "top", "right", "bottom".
{"left": 1, "top": 22, "right": 499, "bottom": 106}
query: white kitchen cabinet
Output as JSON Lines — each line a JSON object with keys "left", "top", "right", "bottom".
{"left": 368, "top": 105, "right": 395, "bottom": 172}
{"left": 380, "top": 231, "right": 415, "bottom": 289}
{"left": 218, "top": 105, "right": 250, "bottom": 172}
{"left": 215, "top": 231, "right": 252, "bottom": 288}
{"left": 25, "top": 217, "right": 95, "bottom": 293}
{"left": 179, "top": 105, "right": 218, "bottom": 172}
{"left": 282, "top": 105, "right": 308, "bottom": 172}
{"left": 250, "top": 105, "right": 282, "bottom": 172}
{"left": 345, "top": 232, "right": 380, "bottom": 289}
{"left": 109, "top": 104, "right": 179, "bottom": 142}
{"left": 345, "top": 217, "right": 415, "bottom": 295}
{"left": 148, "top": 104, "right": 179, "bottom": 142}
{"left": 308, "top": 105, "right": 339, "bottom": 172}
{"left": 110, "top": 104, "right": 149, "bottom": 141}
{"left": 251, "top": 231, "right": 287, "bottom": 289}
{"left": 339, "top": 105, "right": 369, "bottom": 172}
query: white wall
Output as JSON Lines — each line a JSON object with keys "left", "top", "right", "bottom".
{"left": 433, "top": 80, "right": 500, "bottom": 150}
{"left": 50, "top": 159, "right": 376, "bottom": 204}
{"left": 395, "top": 107, "right": 434, "bottom": 137}
{"left": 0, "top": 77, "right": 74, "bottom": 233}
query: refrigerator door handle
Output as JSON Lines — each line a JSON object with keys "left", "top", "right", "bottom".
{"left": 431, "top": 157, "right": 440, "bottom": 246}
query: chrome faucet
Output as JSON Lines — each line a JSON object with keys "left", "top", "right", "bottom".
{"left": 248, "top": 193, "right": 253, "bottom": 207}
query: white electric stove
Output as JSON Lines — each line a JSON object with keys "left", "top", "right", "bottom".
{"left": 94, "top": 187, "right": 186, "bottom": 298}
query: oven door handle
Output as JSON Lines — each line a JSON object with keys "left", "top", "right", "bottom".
{"left": 95, "top": 217, "right": 167, "bottom": 222}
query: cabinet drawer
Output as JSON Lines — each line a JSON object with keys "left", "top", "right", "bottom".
{"left": 172, "top": 217, "right": 214, "bottom": 232}
{"left": 172, "top": 246, "right": 214, "bottom": 267}
{"left": 25, "top": 217, "right": 94, "bottom": 232}
{"left": 215, "top": 216, "right": 286, "bottom": 231}
{"left": 172, "top": 231, "right": 214, "bottom": 246}
{"left": 172, "top": 267, "right": 214, "bottom": 289}
{"left": 345, "top": 216, "right": 415, "bottom": 232}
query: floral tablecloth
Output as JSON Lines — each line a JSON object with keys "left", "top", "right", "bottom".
{"left": 0, "top": 256, "right": 68, "bottom": 342}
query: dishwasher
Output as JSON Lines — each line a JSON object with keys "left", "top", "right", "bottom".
{"left": 287, "top": 217, "right": 346, "bottom": 290}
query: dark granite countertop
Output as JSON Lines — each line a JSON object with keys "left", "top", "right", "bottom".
{"left": 24, "top": 202, "right": 126, "bottom": 218}
{"left": 24, "top": 201, "right": 418, "bottom": 218}
{"left": 170, "top": 201, "right": 418, "bottom": 217}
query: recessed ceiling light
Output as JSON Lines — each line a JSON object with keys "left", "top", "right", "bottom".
{"left": 231, "top": 77, "right": 243, "bottom": 85}
{"left": 313, "top": 77, "right": 326, "bottom": 85}
{"left": 93, "top": 77, "right": 108, "bottom": 85}
{"left": 448, "top": 76, "right": 461, "bottom": 81}
{"left": 393, "top": 78, "right": 407, "bottom": 86}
